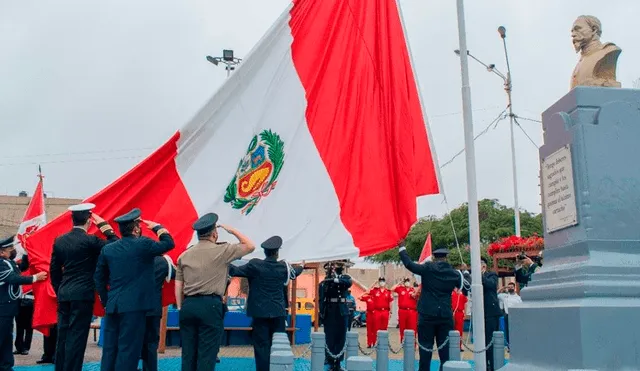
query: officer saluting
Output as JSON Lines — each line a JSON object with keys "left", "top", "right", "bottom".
{"left": 50, "top": 203, "right": 118, "bottom": 371}
{"left": 175, "top": 213, "right": 254, "bottom": 371}
{"left": 399, "top": 244, "right": 469, "bottom": 371}
{"left": 140, "top": 254, "right": 176, "bottom": 371}
{"left": 0, "top": 236, "right": 47, "bottom": 371}
{"left": 228, "top": 236, "right": 304, "bottom": 371}
{"left": 94, "top": 208, "right": 175, "bottom": 371}
{"left": 319, "top": 260, "right": 352, "bottom": 371}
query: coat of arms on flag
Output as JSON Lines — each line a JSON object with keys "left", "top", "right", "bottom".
{"left": 224, "top": 129, "right": 285, "bottom": 215}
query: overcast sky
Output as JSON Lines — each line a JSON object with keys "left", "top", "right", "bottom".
{"left": 1, "top": 0, "right": 637, "bottom": 226}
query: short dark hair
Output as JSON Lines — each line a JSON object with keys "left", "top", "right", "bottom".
{"left": 265, "top": 249, "right": 278, "bottom": 258}
{"left": 71, "top": 211, "right": 91, "bottom": 227}
{"left": 118, "top": 221, "right": 138, "bottom": 237}
{"left": 507, "top": 282, "right": 515, "bottom": 287}
{"left": 197, "top": 230, "right": 214, "bottom": 239}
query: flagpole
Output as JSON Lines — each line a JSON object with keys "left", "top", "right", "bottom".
{"left": 455, "top": 0, "right": 487, "bottom": 369}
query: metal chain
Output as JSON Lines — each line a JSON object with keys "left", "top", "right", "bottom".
{"left": 461, "top": 337, "right": 494, "bottom": 354}
{"left": 358, "top": 341, "right": 377, "bottom": 356}
{"left": 325, "top": 342, "right": 348, "bottom": 360}
{"left": 294, "top": 344, "right": 313, "bottom": 359}
{"left": 388, "top": 338, "right": 404, "bottom": 354}
{"left": 416, "top": 336, "right": 450, "bottom": 353}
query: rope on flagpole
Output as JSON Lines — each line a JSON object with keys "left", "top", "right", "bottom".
{"left": 441, "top": 194, "right": 464, "bottom": 264}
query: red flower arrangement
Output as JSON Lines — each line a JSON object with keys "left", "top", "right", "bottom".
{"left": 487, "top": 234, "right": 544, "bottom": 256}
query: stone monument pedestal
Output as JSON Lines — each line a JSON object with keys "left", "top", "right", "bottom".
{"left": 502, "top": 87, "right": 640, "bottom": 371}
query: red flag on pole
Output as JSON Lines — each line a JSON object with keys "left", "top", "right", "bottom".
{"left": 15, "top": 167, "right": 47, "bottom": 295}
{"left": 418, "top": 233, "right": 432, "bottom": 263}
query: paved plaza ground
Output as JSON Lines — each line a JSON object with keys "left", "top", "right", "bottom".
{"left": 14, "top": 326, "right": 505, "bottom": 369}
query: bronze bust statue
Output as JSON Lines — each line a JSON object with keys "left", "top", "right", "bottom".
{"left": 570, "top": 15, "right": 621, "bottom": 89}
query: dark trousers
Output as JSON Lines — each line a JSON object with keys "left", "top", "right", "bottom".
{"left": 43, "top": 326, "right": 58, "bottom": 362}
{"left": 55, "top": 300, "right": 94, "bottom": 371}
{"left": 14, "top": 302, "right": 34, "bottom": 352}
{"left": 101, "top": 311, "right": 147, "bottom": 371}
{"left": 0, "top": 317, "right": 14, "bottom": 371}
{"left": 180, "top": 295, "right": 224, "bottom": 371}
{"left": 141, "top": 315, "right": 162, "bottom": 371}
{"left": 485, "top": 315, "right": 501, "bottom": 371}
{"left": 417, "top": 314, "right": 452, "bottom": 371}
{"left": 251, "top": 317, "right": 286, "bottom": 371}
{"left": 503, "top": 314, "right": 510, "bottom": 346}
{"left": 323, "top": 307, "right": 349, "bottom": 370}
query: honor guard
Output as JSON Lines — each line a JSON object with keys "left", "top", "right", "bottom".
{"left": 13, "top": 253, "right": 32, "bottom": 356}
{"left": 175, "top": 213, "right": 255, "bottom": 371}
{"left": 228, "top": 236, "right": 304, "bottom": 371}
{"left": 140, "top": 255, "right": 176, "bottom": 371}
{"left": 50, "top": 203, "right": 118, "bottom": 371}
{"left": 0, "top": 236, "right": 47, "bottom": 371}
{"left": 94, "top": 208, "right": 175, "bottom": 371}
{"left": 319, "top": 260, "right": 352, "bottom": 371}
{"left": 399, "top": 245, "right": 469, "bottom": 371}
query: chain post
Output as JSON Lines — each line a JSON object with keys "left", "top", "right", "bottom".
{"left": 311, "top": 332, "right": 325, "bottom": 371}
{"left": 376, "top": 330, "right": 389, "bottom": 371}
{"left": 346, "top": 331, "right": 359, "bottom": 360}
{"left": 402, "top": 330, "right": 415, "bottom": 371}
{"left": 270, "top": 350, "right": 294, "bottom": 371}
{"left": 448, "top": 330, "right": 461, "bottom": 361}
{"left": 492, "top": 331, "right": 505, "bottom": 370}
{"left": 346, "top": 356, "right": 373, "bottom": 371}
{"left": 442, "top": 360, "right": 472, "bottom": 370}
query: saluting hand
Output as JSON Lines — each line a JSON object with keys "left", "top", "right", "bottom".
{"left": 142, "top": 220, "right": 160, "bottom": 229}
{"left": 91, "top": 214, "right": 106, "bottom": 225}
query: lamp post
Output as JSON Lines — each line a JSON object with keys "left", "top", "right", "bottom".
{"left": 206, "top": 49, "right": 242, "bottom": 78}
{"left": 453, "top": 25, "right": 521, "bottom": 237}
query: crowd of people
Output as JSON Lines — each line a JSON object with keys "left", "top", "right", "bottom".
{"left": 0, "top": 202, "right": 539, "bottom": 371}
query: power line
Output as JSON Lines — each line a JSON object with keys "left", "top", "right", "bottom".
{"left": 514, "top": 115, "right": 542, "bottom": 124}
{"left": 0, "top": 147, "right": 154, "bottom": 160}
{"left": 513, "top": 117, "right": 540, "bottom": 148}
{"left": 439, "top": 108, "right": 508, "bottom": 169}
{"left": 0, "top": 155, "right": 145, "bottom": 167}
{"left": 429, "top": 105, "right": 502, "bottom": 119}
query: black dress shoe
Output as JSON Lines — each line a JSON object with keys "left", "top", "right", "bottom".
{"left": 216, "top": 357, "right": 221, "bottom": 363}
{"left": 13, "top": 350, "right": 21, "bottom": 355}
{"left": 36, "top": 358, "right": 54, "bottom": 364}
{"left": 21, "top": 351, "right": 29, "bottom": 355}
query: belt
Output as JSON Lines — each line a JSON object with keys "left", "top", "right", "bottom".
{"left": 399, "top": 307, "right": 415, "bottom": 311}
{"left": 22, "top": 295, "right": 34, "bottom": 300}
{"left": 186, "top": 293, "right": 222, "bottom": 299}
{"left": 328, "top": 298, "right": 346, "bottom": 303}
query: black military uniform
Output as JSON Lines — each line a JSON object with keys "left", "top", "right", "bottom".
{"left": 228, "top": 236, "right": 304, "bottom": 371}
{"left": 94, "top": 208, "right": 175, "bottom": 371}
{"left": 140, "top": 255, "right": 176, "bottom": 371}
{"left": 50, "top": 203, "right": 119, "bottom": 371}
{"left": 319, "top": 260, "right": 352, "bottom": 371}
{"left": 13, "top": 254, "right": 32, "bottom": 355}
{"left": 0, "top": 236, "right": 38, "bottom": 371}
{"left": 481, "top": 257, "right": 502, "bottom": 371}
{"left": 399, "top": 246, "right": 468, "bottom": 371}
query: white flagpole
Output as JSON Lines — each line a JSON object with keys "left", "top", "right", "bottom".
{"left": 455, "top": 0, "right": 487, "bottom": 369}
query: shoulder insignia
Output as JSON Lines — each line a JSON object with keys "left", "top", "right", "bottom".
{"left": 224, "top": 130, "right": 285, "bottom": 215}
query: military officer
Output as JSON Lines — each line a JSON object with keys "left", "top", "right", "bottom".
{"left": 228, "top": 236, "right": 304, "bottom": 371}
{"left": 399, "top": 245, "right": 469, "bottom": 371}
{"left": 481, "top": 257, "right": 502, "bottom": 371}
{"left": 175, "top": 213, "right": 254, "bottom": 371}
{"left": 0, "top": 236, "right": 47, "bottom": 371}
{"left": 94, "top": 208, "right": 175, "bottom": 371}
{"left": 140, "top": 255, "right": 176, "bottom": 371}
{"left": 50, "top": 203, "right": 118, "bottom": 371}
{"left": 319, "top": 260, "right": 352, "bottom": 371}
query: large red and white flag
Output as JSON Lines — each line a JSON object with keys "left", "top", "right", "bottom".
{"left": 27, "top": 0, "right": 440, "bottom": 332}
{"left": 15, "top": 169, "right": 46, "bottom": 259}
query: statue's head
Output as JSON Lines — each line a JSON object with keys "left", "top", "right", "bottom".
{"left": 572, "top": 15, "right": 602, "bottom": 53}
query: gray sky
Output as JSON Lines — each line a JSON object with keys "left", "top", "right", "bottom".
{"left": 1, "top": 0, "right": 637, "bottom": 224}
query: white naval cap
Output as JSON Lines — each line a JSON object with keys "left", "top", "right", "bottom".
{"left": 67, "top": 203, "right": 96, "bottom": 212}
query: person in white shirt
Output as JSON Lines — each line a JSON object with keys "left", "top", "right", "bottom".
{"left": 497, "top": 282, "right": 521, "bottom": 347}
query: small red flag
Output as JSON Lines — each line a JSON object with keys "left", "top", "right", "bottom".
{"left": 418, "top": 233, "right": 432, "bottom": 263}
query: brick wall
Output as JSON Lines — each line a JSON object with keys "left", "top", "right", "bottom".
{"left": 0, "top": 195, "right": 81, "bottom": 236}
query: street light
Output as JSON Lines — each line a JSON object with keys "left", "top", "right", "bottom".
{"left": 206, "top": 49, "right": 242, "bottom": 78}
{"left": 453, "top": 26, "right": 522, "bottom": 237}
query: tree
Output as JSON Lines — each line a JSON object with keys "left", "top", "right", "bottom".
{"left": 367, "top": 199, "right": 543, "bottom": 268}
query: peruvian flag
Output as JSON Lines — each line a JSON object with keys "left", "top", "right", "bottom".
{"left": 26, "top": 0, "right": 440, "bottom": 333}
{"left": 15, "top": 168, "right": 46, "bottom": 295}
{"left": 419, "top": 233, "right": 433, "bottom": 263}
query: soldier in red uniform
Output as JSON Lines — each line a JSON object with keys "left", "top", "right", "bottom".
{"left": 370, "top": 277, "right": 393, "bottom": 343}
{"left": 392, "top": 278, "right": 418, "bottom": 343}
{"left": 451, "top": 287, "right": 467, "bottom": 350}
{"left": 358, "top": 290, "right": 376, "bottom": 347}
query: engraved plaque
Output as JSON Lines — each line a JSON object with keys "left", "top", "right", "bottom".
{"left": 541, "top": 145, "right": 578, "bottom": 233}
